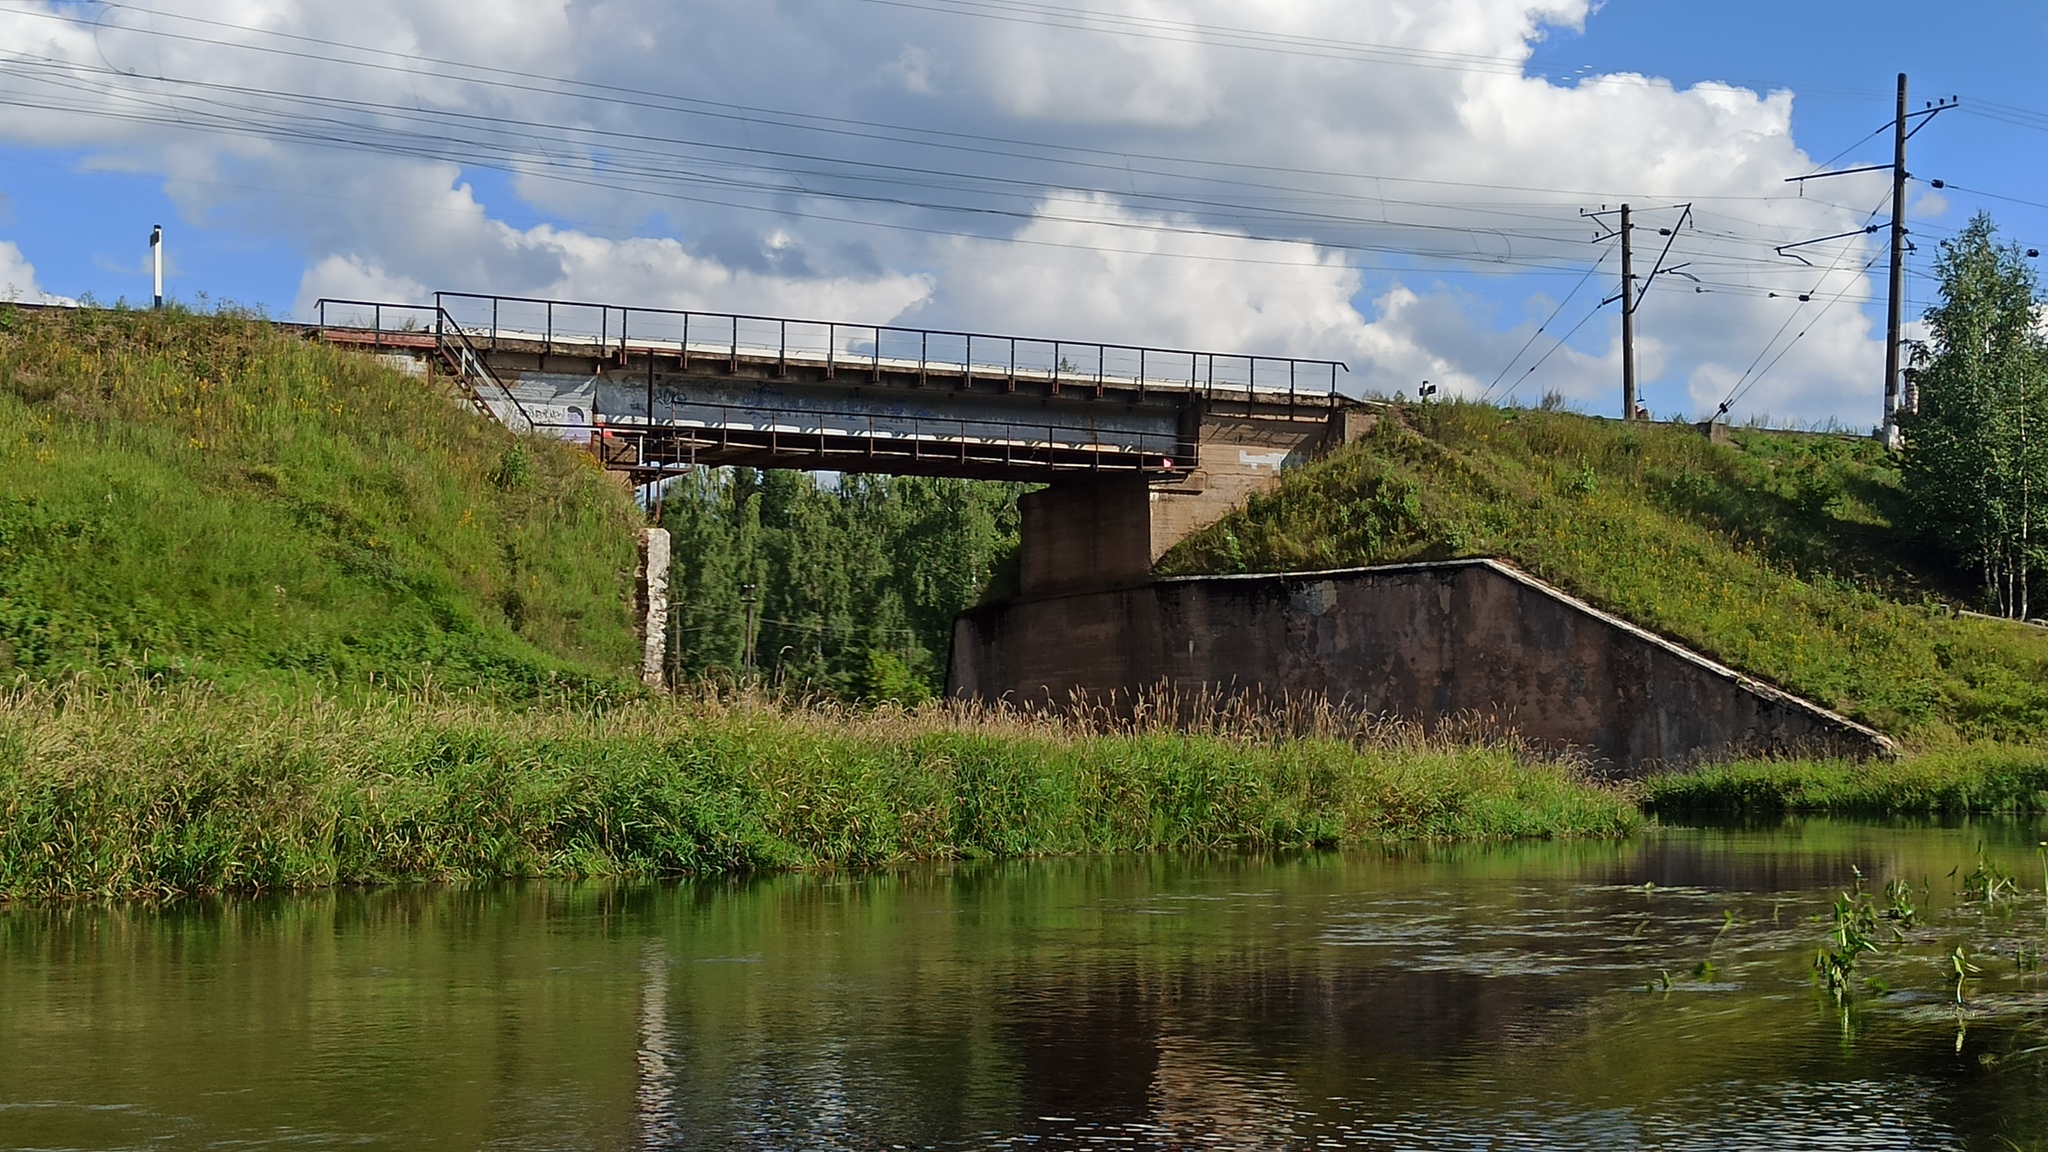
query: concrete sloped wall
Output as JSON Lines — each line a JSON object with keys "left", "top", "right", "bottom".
{"left": 948, "top": 558, "right": 1893, "bottom": 775}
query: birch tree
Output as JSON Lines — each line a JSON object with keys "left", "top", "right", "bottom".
{"left": 1901, "top": 213, "right": 2048, "bottom": 619}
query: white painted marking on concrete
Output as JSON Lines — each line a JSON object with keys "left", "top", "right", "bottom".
{"left": 1237, "top": 449, "right": 1288, "bottom": 470}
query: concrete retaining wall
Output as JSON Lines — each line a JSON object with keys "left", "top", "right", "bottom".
{"left": 948, "top": 558, "right": 1892, "bottom": 774}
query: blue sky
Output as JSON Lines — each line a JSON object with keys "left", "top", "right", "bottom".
{"left": 3, "top": 0, "right": 2047, "bottom": 425}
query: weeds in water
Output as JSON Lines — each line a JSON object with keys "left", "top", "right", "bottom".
{"left": 1684, "top": 909, "right": 1739, "bottom": 985}
{"left": 1883, "top": 877, "right": 1918, "bottom": 929}
{"left": 1950, "top": 945, "right": 1981, "bottom": 1005}
{"left": 1959, "top": 845, "right": 2018, "bottom": 906}
{"left": 2039, "top": 842, "right": 2048, "bottom": 939}
{"left": 1814, "top": 878, "right": 1883, "bottom": 1004}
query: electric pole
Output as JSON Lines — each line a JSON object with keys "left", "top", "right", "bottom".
{"left": 1785, "top": 76, "right": 1953, "bottom": 445}
{"left": 1882, "top": 72, "right": 1909, "bottom": 449}
{"left": 1620, "top": 204, "right": 1637, "bottom": 421}
{"left": 1581, "top": 201, "right": 1690, "bottom": 422}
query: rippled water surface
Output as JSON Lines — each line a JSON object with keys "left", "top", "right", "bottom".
{"left": 5, "top": 821, "right": 2048, "bottom": 1150}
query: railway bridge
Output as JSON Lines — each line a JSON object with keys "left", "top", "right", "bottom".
{"left": 315, "top": 292, "right": 1372, "bottom": 597}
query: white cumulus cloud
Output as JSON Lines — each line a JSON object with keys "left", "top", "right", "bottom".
{"left": 0, "top": 240, "right": 77, "bottom": 305}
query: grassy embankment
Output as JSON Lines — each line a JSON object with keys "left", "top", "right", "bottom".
{"left": 0, "top": 304, "right": 640, "bottom": 694}
{"left": 1161, "top": 401, "right": 2048, "bottom": 815}
{"left": 0, "top": 307, "right": 1637, "bottom": 899}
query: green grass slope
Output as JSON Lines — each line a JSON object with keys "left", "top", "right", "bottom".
{"left": 0, "top": 305, "right": 642, "bottom": 695}
{"left": 1159, "top": 402, "right": 2048, "bottom": 745}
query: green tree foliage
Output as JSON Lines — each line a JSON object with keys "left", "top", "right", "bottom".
{"left": 659, "top": 469, "right": 1023, "bottom": 701}
{"left": 1901, "top": 213, "right": 2048, "bottom": 619}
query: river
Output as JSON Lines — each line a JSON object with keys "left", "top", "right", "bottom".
{"left": 3, "top": 820, "right": 2045, "bottom": 1150}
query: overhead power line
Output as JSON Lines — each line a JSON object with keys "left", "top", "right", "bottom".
{"left": 1480, "top": 251, "right": 1609, "bottom": 401}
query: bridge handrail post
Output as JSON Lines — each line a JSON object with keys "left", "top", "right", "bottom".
{"left": 730, "top": 316, "right": 738, "bottom": 373}
{"left": 1095, "top": 344, "right": 1103, "bottom": 396}
{"left": 1290, "top": 359, "right": 1296, "bottom": 407}
{"left": 919, "top": 330, "right": 927, "bottom": 386}
{"left": 964, "top": 334, "right": 972, "bottom": 390}
{"left": 873, "top": 326, "right": 881, "bottom": 382}
{"left": 681, "top": 313, "right": 690, "bottom": 372}
{"left": 1138, "top": 348, "right": 1146, "bottom": 396}
{"left": 1052, "top": 341, "right": 1060, "bottom": 394}
{"left": 1007, "top": 338, "right": 1016, "bottom": 392}
{"left": 779, "top": 319, "right": 787, "bottom": 378}
{"left": 546, "top": 301, "right": 553, "bottom": 360}
{"left": 491, "top": 297, "right": 499, "bottom": 352}
{"left": 826, "top": 323, "right": 835, "bottom": 379}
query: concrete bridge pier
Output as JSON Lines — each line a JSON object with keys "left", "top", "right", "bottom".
{"left": 1018, "top": 406, "right": 1372, "bottom": 597}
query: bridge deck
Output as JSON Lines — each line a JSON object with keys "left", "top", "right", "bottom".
{"left": 313, "top": 295, "right": 1352, "bottom": 483}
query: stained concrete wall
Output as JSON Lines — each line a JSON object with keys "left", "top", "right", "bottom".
{"left": 950, "top": 558, "right": 1892, "bottom": 774}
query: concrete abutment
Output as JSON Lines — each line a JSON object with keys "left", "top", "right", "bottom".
{"left": 950, "top": 559, "right": 1893, "bottom": 776}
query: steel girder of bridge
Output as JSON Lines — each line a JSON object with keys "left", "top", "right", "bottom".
{"left": 311, "top": 293, "right": 1352, "bottom": 484}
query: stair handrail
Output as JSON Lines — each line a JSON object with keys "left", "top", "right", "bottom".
{"left": 311, "top": 297, "right": 540, "bottom": 437}
{"left": 433, "top": 306, "right": 539, "bottom": 435}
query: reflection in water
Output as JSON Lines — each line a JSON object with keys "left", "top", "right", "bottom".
{"left": 636, "top": 940, "right": 676, "bottom": 1148}
{"left": 2, "top": 821, "right": 2046, "bottom": 1150}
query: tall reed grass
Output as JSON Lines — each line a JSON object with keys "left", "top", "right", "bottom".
{"left": 0, "top": 683, "right": 1639, "bottom": 900}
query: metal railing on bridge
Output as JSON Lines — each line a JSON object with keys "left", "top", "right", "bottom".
{"left": 316, "top": 292, "right": 1346, "bottom": 403}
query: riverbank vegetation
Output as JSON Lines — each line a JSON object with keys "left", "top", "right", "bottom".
{"left": 1645, "top": 745, "right": 2048, "bottom": 818}
{"left": 0, "top": 684, "right": 1639, "bottom": 901}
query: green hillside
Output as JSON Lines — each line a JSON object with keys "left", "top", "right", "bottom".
{"left": 0, "top": 305, "right": 643, "bottom": 696}
{"left": 1159, "top": 401, "right": 2048, "bottom": 745}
